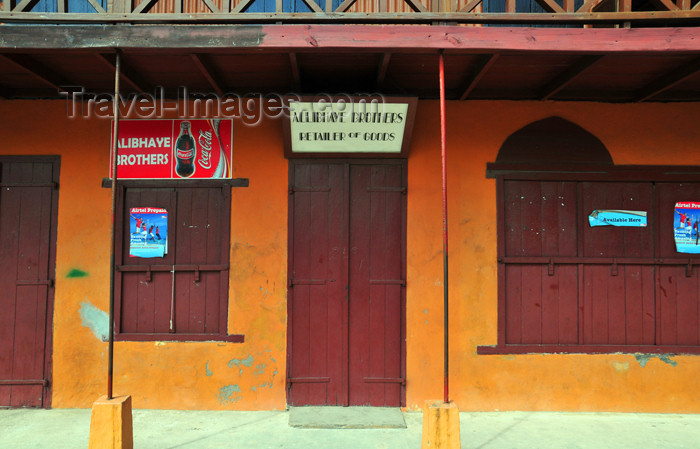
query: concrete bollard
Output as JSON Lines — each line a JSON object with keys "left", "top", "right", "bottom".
{"left": 88, "top": 395, "right": 134, "bottom": 449}
{"left": 421, "top": 400, "right": 461, "bottom": 449}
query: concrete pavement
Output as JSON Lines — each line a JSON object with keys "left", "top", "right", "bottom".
{"left": 1, "top": 407, "right": 699, "bottom": 449}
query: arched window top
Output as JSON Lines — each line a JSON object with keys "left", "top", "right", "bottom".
{"left": 495, "top": 116, "right": 613, "bottom": 166}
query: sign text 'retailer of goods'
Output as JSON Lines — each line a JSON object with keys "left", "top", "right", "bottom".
{"left": 288, "top": 101, "right": 410, "bottom": 154}
{"left": 110, "top": 119, "right": 233, "bottom": 179}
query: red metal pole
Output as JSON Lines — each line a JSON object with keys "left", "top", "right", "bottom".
{"left": 439, "top": 51, "right": 449, "bottom": 404}
{"left": 108, "top": 50, "right": 121, "bottom": 400}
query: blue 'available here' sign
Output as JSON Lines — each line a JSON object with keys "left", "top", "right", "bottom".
{"left": 589, "top": 210, "right": 647, "bottom": 227}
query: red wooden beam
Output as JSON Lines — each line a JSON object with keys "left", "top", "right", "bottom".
{"left": 2, "top": 25, "right": 700, "bottom": 54}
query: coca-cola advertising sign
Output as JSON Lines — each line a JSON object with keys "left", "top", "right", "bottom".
{"left": 110, "top": 119, "right": 233, "bottom": 179}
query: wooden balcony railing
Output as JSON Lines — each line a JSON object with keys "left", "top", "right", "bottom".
{"left": 1, "top": 0, "right": 699, "bottom": 25}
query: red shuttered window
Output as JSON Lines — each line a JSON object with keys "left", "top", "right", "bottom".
{"left": 480, "top": 169, "right": 700, "bottom": 354}
{"left": 114, "top": 182, "right": 242, "bottom": 342}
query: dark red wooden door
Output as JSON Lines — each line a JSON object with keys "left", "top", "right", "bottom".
{"left": 288, "top": 161, "right": 406, "bottom": 407}
{"left": 0, "top": 158, "right": 59, "bottom": 407}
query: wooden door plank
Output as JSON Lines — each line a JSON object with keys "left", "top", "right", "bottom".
{"left": 519, "top": 182, "right": 543, "bottom": 343}
{"left": 136, "top": 189, "right": 158, "bottom": 333}
{"left": 624, "top": 266, "right": 645, "bottom": 344}
{"left": 505, "top": 265, "right": 523, "bottom": 344}
{"left": 0, "top": 184, "right": 21, "bottom": 406}
{"left": 675, "top": 269, "right": 699, "bottom": 345}
{"left": 187, "top": 188, "right": 211, "bottom": 333}
{"left": 503, "top": 181, "right": 523, "bottom": 344}
{"left": 11, "top": 285, "right": 43, "bottom": 406}
{"left": 174, "top": 188, "right": 194, "bottom": 334}
{"left": 541, "top": 265, "right": 560, "bottom": 344}
{"left": 327, "top": 163, "right": 347, "bottom": 406}
{"left": 520, "top": 265, "right": 543, "bottom": 344}
{"left": 348, "top": 164, "right": 371, "bottom": 406}
{"left": 658, "top": 266, "right": 679, "bottom": 345}
{"left": 558, "top": 265, "right": 579, "bottom": 344}
{"left": 204, "top": 188, "right": 223, "bottom": 333}
{"left": 607, "top": 266, "right": 626, "bottom": 345}
{"left": 11, "top": 184, "right": 48, "bottom": 407}
{"left": 306, "top": 164, "right": 331, "bottom": 405}
{"left": 289, "top": 163, "right": 312, "bottom": 405}
{"left": 382, "top": 165, "right": 403, "bottom": 406}
{"left": 367, "top": 165, "right": 387, "bottom": 406}
{"left": 503, "top": 180, "right": 523, "bottom": 257}
{"left": 520, "top": 181, "right": 543, "bottom": 257}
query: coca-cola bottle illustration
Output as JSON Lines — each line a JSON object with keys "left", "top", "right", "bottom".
{"left": 175, "top": 121, "right": 196, "bottom": 178}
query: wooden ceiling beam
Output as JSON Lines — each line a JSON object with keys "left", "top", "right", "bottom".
{"left": 634, "top": 56, "right": 700, "bottom": 102}
{"left": 459, "top": 53, "right": 499, "bottom": 100}
{"left": 0, "top": 54, "right": 72, "bottom": 92}
{"left": 94, "top": 53, "right": 150, "bottom": 92}
{"left": 289, "top": 53, "right": 302, "bottom": 92}
{"left": 376, "top": 52, "right": 391, "bottom": 89}
{"left": 539, "top": 55, "right": 603, "bottom": 100}
{"left": 190, "top": 54, "right": 224, "bottom": 96}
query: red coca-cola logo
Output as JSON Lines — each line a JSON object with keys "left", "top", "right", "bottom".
{"left": 198, "top": 129, "right": 213, "bottom": 170}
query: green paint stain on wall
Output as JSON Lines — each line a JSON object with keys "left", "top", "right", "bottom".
{"left": 228, "top": 355, "right": 254, "bottom": 375}
{"left": 218, "top": 385, "right": 241, "bottom": 404}
{"left": 205, "top": 361, "right": 213, "bottom": 377}
{"left": 67, "top": 268, "right": 89, "bottom": 278}
{"left": 634, "top": 354, "right": 678, "bottom": 367}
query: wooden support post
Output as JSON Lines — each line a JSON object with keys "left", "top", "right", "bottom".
{"left": 618, "top": 0, "right": 632, "bottom": 27}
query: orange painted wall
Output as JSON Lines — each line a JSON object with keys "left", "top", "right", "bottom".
{"left": 1, "top": 99, "right": 700, "bottom": 412}
{"left": 405, "top": 100, "right": 700, "bottom": 413}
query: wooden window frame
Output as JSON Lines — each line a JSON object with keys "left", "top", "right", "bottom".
{"left": 110, "top": 179, "right": 246, "bottom": 343}
{"left": 479, "top": 164, "right": 700, "bottom": 355}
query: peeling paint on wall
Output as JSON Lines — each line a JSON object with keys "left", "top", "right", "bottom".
{"left": 228, "top": 355, "right": 254, "bottom": 375}
{"left": 205, "top": 361, "right": 213, "bottom": 377}
{"left": 634, "top": 354, "right": 678, "bottom": 368}
{"left": 66, "top": 268, "right": 89, "bottom": 278}
{"left": 218, "top": 385, "right": 241, "bottom": 404}
{"left": 78, "top": 301, "right": 109, "bottom": 342}
{"left": 255, "top": 363, "right": 266, "bottom": 376}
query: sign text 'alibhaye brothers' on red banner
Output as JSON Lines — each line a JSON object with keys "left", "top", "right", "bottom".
{"left": 110, "top": 119, "right": 233, "bottom": 179}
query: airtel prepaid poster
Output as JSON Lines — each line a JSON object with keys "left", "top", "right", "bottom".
{"left": 110, "top": 119, "right": 232, "bottom": 179}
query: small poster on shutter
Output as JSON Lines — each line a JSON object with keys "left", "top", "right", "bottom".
{"left": 674, "top": 202, "right": 700, "bottom": 253}
{"left": 588, "top": 210, "right": 647, "bottom": 227}
{"left": 129, "top": 207, "right": 168, "bottom": 258}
